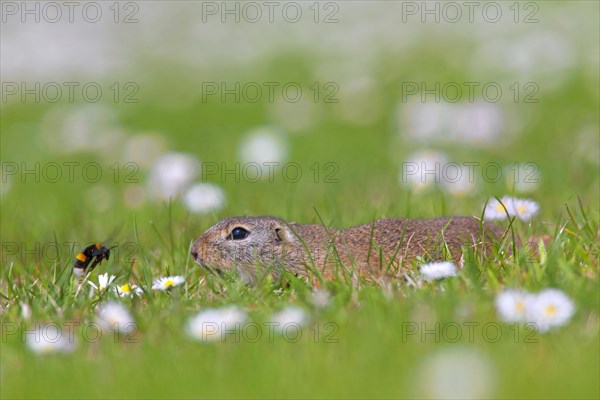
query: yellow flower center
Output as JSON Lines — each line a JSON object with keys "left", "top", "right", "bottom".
{"left": 495, "top": 204, "right": 505, "bottom": 212}
{"left": 545, "top": 305, "right": 557, "bottom": 316}
{"left": 518, "top": 205, "right": 526, "bottom": 214}
{"left": 41, "top": 345, "right": 54, "bottom": 353}
{"left": 120, "top": 284, "right": 131, "bottom": 293}
{"left": 516, "top": 301, "right": 525, "bottom": 313}
{"left": 164, "top": 279, "right": 175, "bottom": 288}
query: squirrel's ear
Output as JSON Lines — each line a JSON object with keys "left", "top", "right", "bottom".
{"left": 274, "top": 226, "right": 294, "bottom": 243}
{"left": 274, "top": 228, "right": 285, "bottom": 242}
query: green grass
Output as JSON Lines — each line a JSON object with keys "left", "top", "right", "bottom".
{"left": 0, "top": 223, "right": 598, "bottom": 399}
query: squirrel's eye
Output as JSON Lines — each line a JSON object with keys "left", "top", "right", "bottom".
{"left": 227, "top": 227, "right": 250, "bottom": 240}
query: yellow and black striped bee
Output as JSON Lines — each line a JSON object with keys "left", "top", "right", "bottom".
{"left": 73, "top": 243, "right": 115, "bottom": 277}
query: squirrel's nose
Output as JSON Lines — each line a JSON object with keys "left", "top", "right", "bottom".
{"left": 191, "top": 249, "right": 198, "bottom": 260}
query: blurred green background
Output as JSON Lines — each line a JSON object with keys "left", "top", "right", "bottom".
{"left": 1, "top": 1, "right": 598, "bottom": 399}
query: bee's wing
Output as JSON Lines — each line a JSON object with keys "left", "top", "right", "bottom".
{"left": 100, "top": 223, "right": 125, "bottom": 250}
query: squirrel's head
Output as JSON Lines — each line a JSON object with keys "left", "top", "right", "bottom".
{"left": 191, "top": 216, "right": 300, "bottom": 283}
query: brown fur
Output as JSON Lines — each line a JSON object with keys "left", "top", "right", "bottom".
{"left": 191, "top": 216, "right": 510, "bottom": 283}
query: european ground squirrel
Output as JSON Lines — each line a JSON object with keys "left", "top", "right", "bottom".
{"left": 191, "top": 216, "right": 513, "bottom": 283}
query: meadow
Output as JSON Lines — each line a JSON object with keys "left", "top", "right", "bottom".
{"left": 1, "top": 1, "right": 599, "bottom": 399}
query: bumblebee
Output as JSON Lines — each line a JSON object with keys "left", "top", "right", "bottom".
{"left": 73, "top": 243, "right": 114, "bottom": 277}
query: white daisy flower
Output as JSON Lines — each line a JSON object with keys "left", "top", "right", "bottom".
{"left": 147, "top": 152, "right": 199, "bottom": 200}
{"left": 495, "top": 289, "right": 534, "bottom": 323}
{"left": 453, "top": 102, "right": 503, "bottom": 146}
{"left": 442, "top": 170, "right": 477, "bottom": 197}
{"left": 399, "top": 101, "right": 503, "bottom": 147}
{"left": 400, "top": 102, "right": 455, "bottom": 144}
{"left": 96, "top": 301, "right": 136, "bottom": 334}
{"left": 310, "top": 288, "right": 331, "bottom": 309}
{"left": 483, "top": 196, "right": 514, "bottom": 221}
{"left": 122, "top": 133, "right": 168, "bottom": 170}
{"left": 268, "top": 306, "right": 308, "bottom": 332}
{"left": 526, "top": 289, "right": 575, "bottom": 333}
{"left": 26, "top": 325, "right": 75, "bottom": 354}
{"left": 186, "top": 306, "right": 247, "bottom": 342}
{"left": 87, "top": 273, "right": 116, "bottom": 292}
{"left": 239, "top": 126, "right": 288, "bottom": 168}
{"left": 152, "top": 276, "right": 185, "bottom": 291}
{"left": 40, "top": 104, "right": 119, "bottom": 155}
{"left": 512, "top": 198, "right": 540, "bottom": 222}
{"left": 183, "top": 183, "right": 226, "bottom": 214}
{"left": 420, "top": 261, "right": 457, "bottom": 281}
{"left": 114, "top": 283, "right": 143, "bottom": 297}
{"left": 483, "top": 196, "right": 540, "bottom": 222}
{"left": 399, "top": 150, "right": 449, "bottom": 192}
